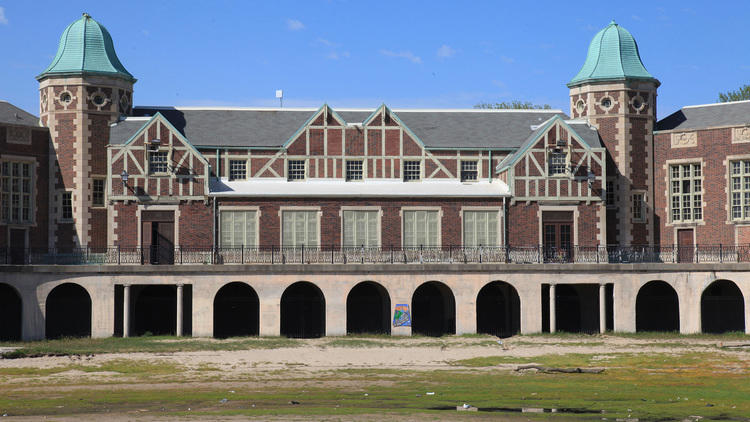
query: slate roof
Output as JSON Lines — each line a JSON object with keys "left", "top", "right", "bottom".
{"left": 110, "top": 106, "right": 566, "bottom": 149}
{"left": 656, "top": 100, "right": 750, "bottom": 132}
{"left": 0, "top": 101, "right": 40, "bottom": 127}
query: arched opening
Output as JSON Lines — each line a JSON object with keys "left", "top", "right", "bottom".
{"left": 702, "top": 280, "right": 745, "bottom": 333}
{"left": 214, "top": 282, "right": 260, "bottom": 338}
{"left": 347, "top": 281, "right": 391, "bottom": 335}
{"left": 476, "top": 281, "right": 520, "bottom": 338}
{"left": 636, "top": 280, "right": 679, "bottom": 332}
{"left": 280, "top": 282, "right": 325, "bottom": 338}
{"left": 0, "top": 283, "right": 22, "bottom": 341}
{"left": 412, "top": 281, "right": 455, "bottom": 337}
{"left": 133, "top": 285, "right": 176, "bottom": 336}
{"left": 46, "top": 283, "right": 91, "bottom": 339}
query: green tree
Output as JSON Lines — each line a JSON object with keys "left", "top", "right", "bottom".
{"left": 474, "top": 100, "right": 551, "bottom": 110}
{"left": 718, "top": 84, "right": 750, "bottom": 102}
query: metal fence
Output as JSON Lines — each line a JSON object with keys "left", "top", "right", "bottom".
{"left": 3, "top": 244, "right": 750, "bottom": 265}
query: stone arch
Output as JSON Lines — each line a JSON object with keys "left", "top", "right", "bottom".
{"left": 46, "top": 283, "right": 91, "bottom": 339}
{"left": 0, "top": 283, "right": 22, "bottom": 341}
{"left": 701, "top": 280, "right": 745, "bottom": 333}
{"left": 476, "top": 281, "right": 520, "bottom": 338}
{"left": 213, "top": 282, "right": 260, "bottom": 338}
{"left": 347, "top": 281, "right": 391, "bottom": 335}
{"left": 411, "top": 281, "right": 455, "bottom": 337}
{"left": 133, "top": 285, "right": 176, "bottom": 336}
{"left": 280, "top": 281, "right": 325, "bottom": 338}
{"left": 636, "top": 280, "right": 679, "bottom": 332}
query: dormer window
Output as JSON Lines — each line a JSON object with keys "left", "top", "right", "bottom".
{"left": 148, "top": 151, "right": 168, "bottom": 174}
{"left": 548, "top": 150, "right": 567, "bottom": 176}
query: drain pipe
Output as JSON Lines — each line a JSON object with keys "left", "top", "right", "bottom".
{"left": 503, "top": 196, "right": 508, "bottom": 247}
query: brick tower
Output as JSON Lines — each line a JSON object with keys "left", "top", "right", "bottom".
{"left": 567, "top": 21, "right": 659, "bottom": 246}
{"left": 37, "top": 13, "right": 136, "bottom": 249}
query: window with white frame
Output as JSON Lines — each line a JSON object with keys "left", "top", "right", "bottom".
{"left": 548, "top": 151, "right": 567, "bottom": 176}
{"left": 282, "top": 210, "right": 318, "bottom": 247}
{"left": 730, "top": 160, "right": 750, "bottom": 221}
{"left": 460, "top": 161, "right": 478, "bottom": 182}
{"left": 346, "top": 160, "right": 363, "bottom": 181}
{"left": 148, "top": 150, "right": 168, "bottom": 174}
{"left": 403, "top": 160, "right": 421, "bottom": 181}
{"left": 632, "top": 193, "right": 645, "bottom": 222}
{"left": 287, "top": 160, "right": 305, "bottom": 180}
{"left": 229, "top": 160, "right": 247, "bottom": 181}
{"left": 463, "top": 210, "right": 499, "bottom": 247}
{"left": 669, "top": 163, "right": 702, "bottom": 222}
{"left": 403, "top": 210, "right": 439, "bottom": 247}
{"left": 61, "top": 191, "right": 73, "bottom": 220}
{"left": 92, "top": 178, "right": 105, "bottom": 207}
{"left": 342, "top": 210, "right": 378, "bottom": 247}
{"left": 1, "top": 161, "right": 33, "bottom": 223}
{"left": 220, "top": 210, "right": 257, "bottom": 247}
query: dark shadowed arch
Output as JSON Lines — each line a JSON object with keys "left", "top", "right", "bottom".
{"left": 636, "top": 280, "right": 679, "bottom": 332}
{"left": 0, "top": 283, "right": 22, "bottom": 341}
{"left": 701, "top": 280, "right": 745, "bottom": 333}
{"left": 476, "top": 281, "right": 520, "bottom": 338}
{"left": 281, "top": 282, "right": 325, "bottom": 338}
{"left": 46, "top": 283, "right": 91, "bottom": 339}
{"left": 347, "top": 281, "right": 391, "bottom": 335}
{"left": 412, "top": 281, "right": 455, "bottom": 337}
{"left": 133, "top": 285, "right": 176, "bottom": 336}
{"left": 214, "top": 282, "right": 260, "bottom": 338}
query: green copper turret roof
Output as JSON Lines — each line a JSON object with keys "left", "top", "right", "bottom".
{"left": 567, "top": 20, "right": 657, "bottom": 87}
{"left": 36, "top": 13, "right": 135, "bottom": 82}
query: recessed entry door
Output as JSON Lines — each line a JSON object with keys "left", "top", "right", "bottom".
{"left": 141, "top": 211, "right": 175, "bottom": 265}
{"left": 677, "top": 229, "right": 694, "bottom": 263}
{"left": 9, "top": 228, "right": 26, "bottom": 265}
{"left": 543, "top": 211, "right": 573, "bottom": 262}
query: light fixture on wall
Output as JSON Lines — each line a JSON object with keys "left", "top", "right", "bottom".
{"left": 121, "top": 170, "right": 129, "bottom": 188}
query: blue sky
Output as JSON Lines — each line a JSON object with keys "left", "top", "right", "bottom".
{"left": 1, "top": 1, "right": 747, "bottom": 119}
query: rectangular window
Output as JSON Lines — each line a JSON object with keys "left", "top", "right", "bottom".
{"left": 605, "top": 180, "right": 616, "bottom": 206}
{"left": 287, "top": 160, "right": 305, "bottom": 181}
{"left": 282, "top": 210, "right": 318, "bottom": 247}
{"left": 632, "top": 193, "right": 645, "bottom": 222}
{"left": 92, "top": 178, "right": 105, "bottom": 207}
{"left": 229, "top": 160, "right": 247, "bottom": 181}
{"left": 463, "top": 210, "right": 499, "bottom": 247}
{"left": 220, "top": 210, "right": 257, "bottom": 247}
{"left": 346, "top": 160, "right": 363, "bottom": 181}
{"left": 548, "top": 151, "right": 567, "bottom": 176}
{"left": 1, "top": 161, "right": 33, "bottom": 223}
{"left": 342, "top": 210, "right": 378, "bottom": 247}
{"left": 61, "top": 192, "right": 73, "bottom": 220}
{"left": 403, "top": 161, "right": 421, "bottom": 181}
{"left": 669, "top": 163, "right": 702, "bottom": 222}
{"left": 729, "top": 159, "right": 750, "bottom": 221}
{"left": 460, "top": 161, "right": 478, "bottom": 182}
{"left": 148, "top": 151, "right": 168, "bottom": 174}
{"left": 403, "top": 210, "right": 439, "bottom": 247}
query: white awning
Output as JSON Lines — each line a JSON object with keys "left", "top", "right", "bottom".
{"left": 209, "top": 178, "right": 510, "bottom": 198}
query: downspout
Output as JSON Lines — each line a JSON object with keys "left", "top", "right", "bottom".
{"left": 488, "top": 150, "right": 492, "bottom": 183}
{"left": 503, "top": 196, "right": 508, "bottom": 247}
{"left": 213, "top": 148, "right": 220, "bottom": 251}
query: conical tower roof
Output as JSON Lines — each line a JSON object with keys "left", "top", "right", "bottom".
{"left": 567, "top": 20, "right": 657, "bottom": 87}
{"left": 37, "top": 13, "right": 135, "bottom": 82}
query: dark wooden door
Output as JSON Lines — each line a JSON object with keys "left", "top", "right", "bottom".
{"left": 155, "top": 222, "right": 174, "bottom": 264}
{"left": 9, "top": 229, "right": 25, "bottom": 264}
{"left": 141, "top": 211, "right": 175, "bottom": 265}
{"left": 677, "top": 229, "right": 694, "bottom": 263}
{"left": 543, "top": 211, "right": 573, "bottom": 262}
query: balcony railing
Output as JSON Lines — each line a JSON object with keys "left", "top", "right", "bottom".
{"left": 2, "top": 244, "right": 750, "bottom": 265}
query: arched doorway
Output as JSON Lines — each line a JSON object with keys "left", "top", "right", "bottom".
{"left": 636, "top": 280, "right": 679, "bottom": 332}
{"left": 412, "top": 281, "right": 455, "bottom": 336}
{"left": 702, "top": 280, "right": 745, "bottom": 333}
{"left": 214, "top": 282, "right": 260, "bottom": 338}
{"left": 46, "top": 283, "right": 91, "bottom": 339}
{"left": 133, "top": 285, "right": 176, "bottom": 336}
{"left": 347, "top": 281, "right": 391, "bottom": 335}
{"left": 280, "top": 282, "right": 325, "bottom": 338}
{"left": 0, "top": 283, "right": 22, "bottom": 340}
{"left": 476, "top": 281, "right": 520, "bottom": 337}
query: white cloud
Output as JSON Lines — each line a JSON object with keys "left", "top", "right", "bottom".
{"left": 0, "top": 7, "right": 8, "bottom": 25}
{"left": 436, "top": 44, "right": 456, "bottom": 58}
{"left": 380, "top": 49, "right": 422, "bottom": 64}
{"left": 500, "top": 55, "right": 514, "bottom": 64}
{"left": 286, "top": 19, "right": 304, "bottom": 31}
{"left": 315, "top": 38, "right": 335, "bottom": 47}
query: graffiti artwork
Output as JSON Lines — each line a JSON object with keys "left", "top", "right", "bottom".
{"left": 393, "top": 304, "right": 411, "bottom": 327}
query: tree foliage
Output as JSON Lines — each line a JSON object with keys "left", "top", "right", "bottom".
{"left": 718, "top": 84, "right": 750, "bottom": 102}
{"left": 474, "top": 100, "right": 551, "bottom": 110}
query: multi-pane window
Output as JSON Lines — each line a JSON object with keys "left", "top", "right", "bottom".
{"left": 460, "top": 161, "right": 478, "bottom": 182}
{"left": 229, "top": 160, "right": 247, "bottom": 181}
{"left": 463, "top": 210, "right": 499, "bottom": 247}
{"left": 632, "top": 193, "right": 645, "bottom": 222}
{"left": 403, "top": 161, "right": 421, "bottom": 181}
{"left": 92, "top": 179, "right": 105, "bottom": 207}
{"left": 670, "top": 163, "right": 702, "bottom": 222}
{"left": 220, "top": 210, "right": 257, "bottom": 247}
{"left": 548, "top": 151, "right": 567, "bottom": 175}
{"left": 606, "top": 180, "right": 616, "bottom": 206}
{"left": 148, "top": 151, "right": 168, "bottom": 174}
{"left": 403, "top": 210, "right": 439, "bottom": 247}
{"left": 287, "top": 160, "right": 305, "bottom": 180}
{"left": 1, "top": 161, "right": 33, "bottom": 223}
{"left": 729, "top": 160, "right": 750, "bottom": 221}
{"left": 346, "top": 160, "right": 363, "bottom": 181}
{"left": 61, "top": 192, "right": 73, "bottom": 220}
{"left": 282, "top": 210, "right": 318, "bottom": 247}
{"left": 342, "top": 210, "right": 378, "bottom": 247}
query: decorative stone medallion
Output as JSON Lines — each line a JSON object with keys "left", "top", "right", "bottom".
{"left": 671, "top": 131, "right": 697, "bottom": 148}
{"left": 732, "top": 126, "right": 750, "bottom": 143}
{"left": 7, "top": 126, "right": 31, "bottom": 145}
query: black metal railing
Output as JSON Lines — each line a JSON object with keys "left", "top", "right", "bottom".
{"left": 3, "top": 244, "right": 750, "bottom": 266}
